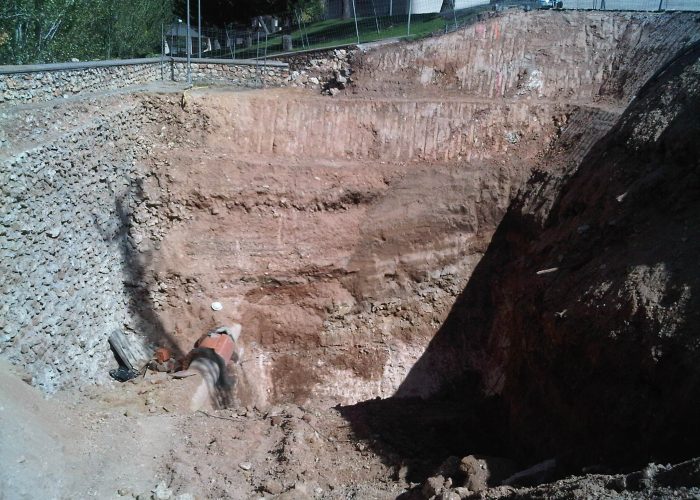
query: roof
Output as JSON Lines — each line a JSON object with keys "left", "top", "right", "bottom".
{"left": 165, "top": 23, "right": 200, "bottom": 37}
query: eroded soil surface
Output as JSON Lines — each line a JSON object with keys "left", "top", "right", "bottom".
{"left": 3, "top": 9, "right": 700, "bottom": 500}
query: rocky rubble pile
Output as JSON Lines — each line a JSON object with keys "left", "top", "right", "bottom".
{"left": 281, "top": 48, "right": 355, "bottom": 93}
{"left": 407, "top": 457, "right": 700, "bottom": 499}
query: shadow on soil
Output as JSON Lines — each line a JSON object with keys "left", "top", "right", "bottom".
{"left": 336, "top": 231, "right": 514, "bottom": 484}
{"left": 94, "top": 183, "right": 233, "bottom": 408}
{"left": 338, "top": 43, "right": 700, "bottom": 486}
{"left": 336, "top": 381, "right": 509, "bottom": 484}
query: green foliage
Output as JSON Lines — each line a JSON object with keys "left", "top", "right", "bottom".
{"left": 173, "top": 0, "right": 289, "bottom": 25}
{"left": 170, "top": 0, "right": 325, "bottom": 26}
{"left": 295, "top": 0, "right": 326, "bottom": 22}
{"left": 0, "top": 0, "right": 173, "bottom": 65}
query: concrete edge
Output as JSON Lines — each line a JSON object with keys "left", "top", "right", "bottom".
{"left": 170, "top": 57, "right": 288, "bottom": 68}
{"left": 0, "top": 56, "right": 288, "bottom": 75}
{"left": 0, "top": 58, "right": 164, "bottom": 75}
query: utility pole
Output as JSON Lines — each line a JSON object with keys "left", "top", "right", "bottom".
{"left": 186, "top": 0, "right": 192, "bottom": 84}
{"left": 198, "top": 0, "right": 202, "bottom": 58}
{"left": 351, "top": 0, "right": 360, "bottom": 45}
{"left": 407, "top": 0, "right": 412, "bottom": 36}
{"left": 160, "top": 22, "right": 164, "bottom": 80}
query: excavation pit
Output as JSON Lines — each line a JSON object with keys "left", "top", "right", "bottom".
{"left": 2, "top": 9, "right": 700, "bottom": 499}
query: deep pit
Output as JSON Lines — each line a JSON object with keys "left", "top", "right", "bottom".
{"left": 2, "top": 9, "right": 700, "bottom": 500}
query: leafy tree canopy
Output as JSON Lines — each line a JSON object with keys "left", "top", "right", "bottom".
{"left": 172, "top": 0, "right": 324, "bottom": 27}
{"left": 0, "top": 0, "right": 323, "bottom": 64}
{"left": 1, "top": 0, "right": 172, "bottom": 64}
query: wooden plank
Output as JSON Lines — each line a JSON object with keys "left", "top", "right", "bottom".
{"left": 109, "top": 330, "right": 145, "bottom": 371}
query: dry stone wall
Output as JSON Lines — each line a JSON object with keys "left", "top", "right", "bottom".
{"left": 170, "top": 60, "right": 289, "bottom": 87}
{"left": 0, "top": 58, "right": 291, "bottom": 105}
{"left": 0, "top": 59, "right": 163, "bottom": 104}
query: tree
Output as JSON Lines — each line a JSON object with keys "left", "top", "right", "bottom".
{"left": 440, "top": 0, "right": 455, "bottom": 12}
{"left": 342, "top": 0, "right": 351, "bottom": 19}
{"left": 0, "top": 0, "right": 173, "bottom": 65}
{"left": 172, "top": 0, "right": 289, "bottom": 26}
{"left": 295, "top": 0, "right": 325, "bottom": 22}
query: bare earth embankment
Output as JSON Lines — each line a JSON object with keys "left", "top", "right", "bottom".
{"left": 2, "top": 10, "right": 700, "bottom": 500}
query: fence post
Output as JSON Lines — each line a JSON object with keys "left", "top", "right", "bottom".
{"left": 263, "top": 33, "right": 269, "bottom": 87}
{"left": 198, "top": 0, "right": 202, "bottom": 58}
{"left": 407, "top": 0, "right": 412, "bottom": 37}
{"left": 186, "top": 0, "right": 192, "bottom": 84}
{"left": 370, "top": 0, "right": 380, "bottom": 33}
{"left": 256, "top": 32, "right": 261, "bottom": 84}
{"left": 160, "top": 22, "right": 164, "bottom": 80}
{"left": 352, "top": 0, "right": 360, "bottom": 45}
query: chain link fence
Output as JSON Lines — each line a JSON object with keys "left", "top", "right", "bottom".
{"left": 163, "top": 0, "right": 700, "bottom": 63}
{"left": 164, "top": 0, "right": 512, "bottom": 62}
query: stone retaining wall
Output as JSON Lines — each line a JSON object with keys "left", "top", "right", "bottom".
{"left": 0, "top": 59, "right": 164, "bottom": 104}
{"left": 0, "top": 57, "right": 290, "bottom": 104}
{"left": 0, "top": 101, "right": 151, "bottom": 392}
{"left": 171, "top": 59, "right": 289, "bottom": 87}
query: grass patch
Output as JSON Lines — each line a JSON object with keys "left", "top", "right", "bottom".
{"left": 198, "top": 5, "right": 492, "bottom": 60}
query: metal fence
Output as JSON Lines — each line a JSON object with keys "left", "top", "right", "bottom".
{"left": 164, "top": 0, "right": 503, "bottom": 62}
{"left": 164, "top": 0, "right": 700, "bottom": 63}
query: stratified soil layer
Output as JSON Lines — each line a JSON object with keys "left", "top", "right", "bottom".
{"left": 2, "top": 9, "right": 700, "bottom": 500}
{"left": 134, "top": 11, "right": 700, "bottom": 410}
{"left": 408, "top": 39, "right": 700, "bottom": 467}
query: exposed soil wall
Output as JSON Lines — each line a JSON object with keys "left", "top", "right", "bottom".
{"left": 1, "top": 10, "right": 699, "bottom": 412}
{"left": 403, "top": 41, "right": 700, "bottom": 466}
{"left": 134, "top": 11, "right": 700, "bottom": 409}
{"left": 353, "top": 11, "right": 700, "bottom": 102}
{"left": 206, "top": 90, "right": 561, "bottom": 161}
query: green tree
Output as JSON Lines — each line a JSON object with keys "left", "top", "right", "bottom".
{"left": 0, "top": 0, "right": 173, "bottom": 65}
{"left": 295, "top": 0, "right": 325, "bottom": 22}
